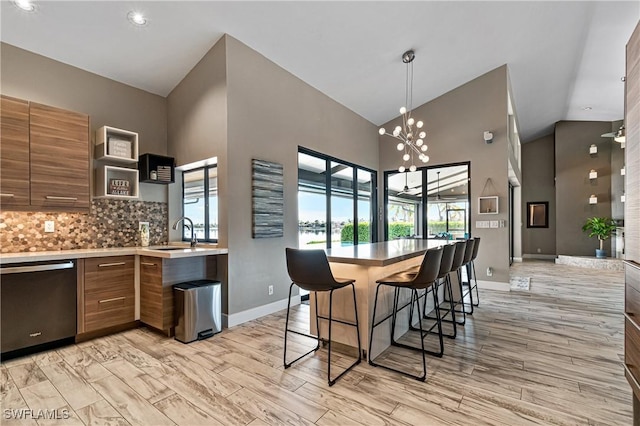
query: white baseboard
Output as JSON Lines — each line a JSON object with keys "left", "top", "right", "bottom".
{"left": 477, "top": 280, "right": 510, "bottom": 292}
{"left": 523, "top": 254, "right": 557, "bottom": 260}
{"left": 512, "top": 257, "right": 523, "bottom": 263}
{"left": 223, "top": 295, "right": 301, "bottom": 329}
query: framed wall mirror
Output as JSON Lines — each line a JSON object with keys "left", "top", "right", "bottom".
{"left": 527, "top": 201, "right": 549, "bottom": 228}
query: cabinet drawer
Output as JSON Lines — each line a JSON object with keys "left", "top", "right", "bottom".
{"left": 84, "top": 290, "right": 134, "bottom": 333}
{"left": 627, "top": 263, "right": 640, "bottom": 300}
{"left": 625, "top": 317, "right": 640, "bottom": 396}
{"left": 84, "top": 256, "right": 134, "bottom": 291}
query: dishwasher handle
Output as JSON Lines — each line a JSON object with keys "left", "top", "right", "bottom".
{"left": 0, "top": 261, "right": 75, "bottom": 275}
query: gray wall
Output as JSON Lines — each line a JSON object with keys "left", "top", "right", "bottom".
{"left": 379, "top": 66, "right": 510, "bottom": 284}
{"left": 555, "top": 121, "right": 612, "bottom": 256}
{"left": 166, "top": 36, "right": 228, "bottom": 249}
{"left": 521, "top": 134, "right": 557, "bottom": 255}
{"left": 0, "top": 43, "right": 167, "bottom": 202}
{"left": 166, "top": 35, "right": 379, "bottom": 316}
{"left": 225, "top": 36, "right": 378, "bottom": 315}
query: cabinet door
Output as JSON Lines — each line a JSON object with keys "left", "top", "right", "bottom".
{"left": 29, "top": 102, "right": 90, "bottom": 209}
{"left": 84, "top": 256, "right": 135, "bottom": 332}
{"left": 0, "top": 96, "right": 30, "bottom": 207}
{"left": 140, "top": 256, "right": 164, "bottom": 330}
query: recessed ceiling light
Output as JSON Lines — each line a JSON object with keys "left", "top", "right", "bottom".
{"left": 13, "top": 0, "right": 36, "bottom": 12}
{"left": 127, "top": 11, "right": 147, "bottom": 26}
{"left": 582, "top": 106, "right": 592, "bottom": 111}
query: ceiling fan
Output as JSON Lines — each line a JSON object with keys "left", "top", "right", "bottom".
{"left": 601, "top": 125, "right": 626, "bottom": 143}
{"left": 397, "top": 172, "right": 420, "bottom": 196}
{"left": 432, "top": 171, "right": 458, "bottom": 201}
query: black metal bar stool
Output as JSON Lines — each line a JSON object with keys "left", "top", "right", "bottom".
{"left": 443, "top": 240, "right": 468, "bottom": 325}
{"left": 422, "top": 243, "right": 457, "bottom": 340}
{"left": 468, "top": 237, "right": 481, "bottom": 307}
{"left": 368, "top": 246, "right": 443, "bottom": 381}
{"left": 284, "top": 248, "right": 361, "bottom": 386}
{"left": 460, "top": 238, "right": 476, "bottom": 314}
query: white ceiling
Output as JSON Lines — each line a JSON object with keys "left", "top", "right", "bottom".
{"left": 1, "top": 1, "right": 638, "bottom": 142}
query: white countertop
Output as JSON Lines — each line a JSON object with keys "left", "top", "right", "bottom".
{"left": 326, "top": 239, "right": 451, "bottom": 267}
{"left": 0, "top": 245, "right": 229, "bottom": 264}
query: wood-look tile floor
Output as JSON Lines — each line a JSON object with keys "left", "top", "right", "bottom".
{"left": 1, "top": 260, "right": 631, "bottom": 425}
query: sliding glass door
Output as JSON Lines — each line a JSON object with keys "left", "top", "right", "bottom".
{"left": 298, "top": 148, "right": 377, "bottom": 249}
{"left": 385, "top": 162, "right": 470, "bottom": 240}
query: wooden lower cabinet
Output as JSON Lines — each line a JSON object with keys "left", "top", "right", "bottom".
{"left": 83, "top": 256, "right": 135, "bottom": 333}
{"left": 139, "top": 255, "right": 215, "bottom": 334}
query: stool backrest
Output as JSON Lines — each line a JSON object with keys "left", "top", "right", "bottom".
{"left": 450, "top": 240, "right": 467, "bottom": 271}
{"left": 471, "top": 237, "right": 481, "bottom": 261}
{"left": 462, "top": 238, "right": 475, "bottom": 264}
{"left": 411, "top": 246, "right": 443, "bottom": 288}
{"left": 437, "top": 243, "right": 456, "bottom": 279}
{"left": 285, "top": 248, "right": 339, "bottom": 292}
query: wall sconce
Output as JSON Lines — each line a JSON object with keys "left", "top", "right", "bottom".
{"left": 621, "top": 194, "right": 626, "bottom": 203}
{"left": 483, "top": 131, "right": 493, "bottom": 144}
{"left": 621, "top": 167, "right": 626, "bottom": 176}
{"left": 589, "top": 144, "right": 598, "bottom": 154}
{"left": 589, "top": 169, "right": 598, "bottom": 179}
{"left": 589, "top": 194, "right": 598, "bottom": 204}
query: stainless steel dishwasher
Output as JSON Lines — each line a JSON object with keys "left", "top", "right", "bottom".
{"left": 1, "top": 259, "right": 77, "bottom": 358}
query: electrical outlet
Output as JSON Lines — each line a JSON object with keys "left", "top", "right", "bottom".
{"left": 537, "top": 248, "right": 542, "bottom": 253}
{"left": 44, "top": 221, "right": 55, "bottom": 233}
{"left": 486, "top": 267, "right": 493, "bottom": 277}
{"left": 268, "top": 285, "right": 274, "bottom": 296}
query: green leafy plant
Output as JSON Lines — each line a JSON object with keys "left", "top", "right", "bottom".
{"left": 340, "top": 223, "right": 371, "bottom": 243}
{"left": 582, "top": 217, "right": 617, "bottom": 251}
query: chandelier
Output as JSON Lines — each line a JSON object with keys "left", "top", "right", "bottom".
{"left": 378, "top": 50, "right": 429, "bottom": 173}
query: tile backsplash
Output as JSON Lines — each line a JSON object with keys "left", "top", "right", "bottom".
{"left": 0, "top": 199, "right": 168, "bottom": 253}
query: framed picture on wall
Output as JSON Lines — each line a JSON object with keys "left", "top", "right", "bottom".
{"left": 478, "top": 196, "right": 499, "bottom": 214}
{"left": 527, "top": 201, "right": 549, "bottom": 228}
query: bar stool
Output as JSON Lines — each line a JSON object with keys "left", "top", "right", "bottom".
{"left": 422, "top": 243, "right": 457, "bottom": 340}
{"left": 461, "top": 238, "right": 476, "bottom": 314}
{"left": 284, "top": 248, "right": 361, "bottom": 386}
{"left": 368, "top": 246, "right": 443, "bottom": 381}
{"left": 444, "top": 240, "right": 468, "bottom": 326}
{"left": 468, "top": 237, "right": 481, "bottom": 307}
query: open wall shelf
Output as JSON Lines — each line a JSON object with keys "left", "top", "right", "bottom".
{"left": 95, "top": 126, "right": 139, "bottom": 163}
{"left": 95, "top": 165, "right": 139, "bottom": 199}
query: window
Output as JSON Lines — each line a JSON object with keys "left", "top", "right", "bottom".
{"left": 182, "top": 165, "right": 218, "bottom": 242}
{"left": 298, "top": 148, "right": 377, "bottom": 249}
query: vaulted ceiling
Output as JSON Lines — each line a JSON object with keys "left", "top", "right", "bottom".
{"left": 1, "top": 1, "right": 638, "bottom": 142}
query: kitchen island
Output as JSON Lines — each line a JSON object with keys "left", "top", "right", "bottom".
{"left": 312, "top": 239, "right": 451, "bottom": 360}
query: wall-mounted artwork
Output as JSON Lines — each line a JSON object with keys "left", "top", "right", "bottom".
{"left": 527, "top": 201, "right": 549, "bottom": 228}
{"left": 252, "top": 159, "right": 284, "bottom": 238}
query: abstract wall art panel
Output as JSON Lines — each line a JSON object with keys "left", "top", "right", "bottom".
{"left": 252, "top": 159, "right": 284, "bottom": 238}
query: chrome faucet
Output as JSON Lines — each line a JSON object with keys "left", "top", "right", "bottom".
{"left": 172, "top": 217, "right": 198, "bottom": 247}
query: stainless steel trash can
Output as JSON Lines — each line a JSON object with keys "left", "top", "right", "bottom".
{"left": 173, "top": 279, "right": 221, "bottom": 343}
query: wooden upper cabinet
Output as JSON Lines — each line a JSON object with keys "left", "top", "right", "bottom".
{"left": 29, "top": 102, "right": 90, "bottom": 209}
{"left": 0, "top": 96, "right": 30, "bottom": 207}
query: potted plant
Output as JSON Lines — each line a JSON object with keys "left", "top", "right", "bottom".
{"left": 582, "top": 217, "right": 617, "bottom": 258}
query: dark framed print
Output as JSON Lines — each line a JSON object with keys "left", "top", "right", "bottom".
{"left": 527, "top": 201, "right": 549, "bottom": 228}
